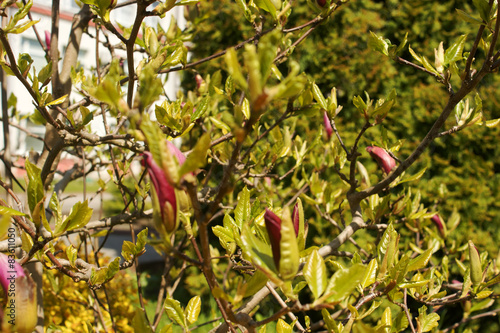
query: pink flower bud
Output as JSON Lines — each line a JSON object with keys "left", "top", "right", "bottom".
{"left": 264, "top": 208, "right": 301, "bottom": 269}
{"left": 323, "top": 111, "right": 333, "bottom": 140}
{"left": 142, "top": 142, "right": 186, "bottom": 233}
{"left": 292, "top": 203, "right": 300, "bottom": 237}
{"left": 0, "top": 254, "right": 25, "bottom": 291}
{"left": 195, "top": 74, "right": 205, "bottom": 90}
{"left": 0, "top": 254, "right": 37, "bottom": 333}
{"left": 431, "top": 214, "right": 445, "bottom": 237}
{"left": 366, "top": 146, "right": 396, "bottom": 174}
{"left": 264, "top": 209, "right": 282, "bottom": 268}
{"left": 45, "top": 30, "right": 51, "bottom": 51}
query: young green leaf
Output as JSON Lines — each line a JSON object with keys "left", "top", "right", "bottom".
{"left": 304, "top": 249, "right": 327, "bottom": 300}
{"left": 361, "top": 259, "right": 378, "bottom": 288}
{"left": 25, "top": 159, "right": 44, "bottom": 215}
{"left": 164, "top": 297, "right": 187, "bottom": 329}
{"left": 234, "top": 187, "right": 251, "bottom": 229}
{"left": 444, "top": 35, "right": 467, "bottom": 65}
{"left": 368, "top": 31, "right": 389, "bottom": 56}
{"left": 279, "top": 210, "right": 300, "bottom": 280}
{"left": 55, "top": 200, "right": 93, "bottom": 235}
{"left": 319, "top": 264, "right": 365, "bottom": 304}
{"left": 416, "top": 306, "right": 440, "bottom": 332}
{"left": 185, "top": 296, "right": 201, "bottom": 325}
{"left": 276, "top": 318, "right": 292, "bottom": 333}
{"left": 312, "top": 82, "right": 328, "bottom": 110}
{"left": 178, "top": 133, "right": 210, "bottom": 178}
{"left": 407, "top": 247, "right": 433, "bottom": 272}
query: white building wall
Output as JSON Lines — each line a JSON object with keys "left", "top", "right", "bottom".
{"left": 1, "top": 1, "right": 185, "bottom": 155}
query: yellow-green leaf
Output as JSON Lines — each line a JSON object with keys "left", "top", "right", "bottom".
{"left": 46, "top": 94, "right": 68, "bottom": 106}
{"left": 303, "top": 249, "right": 327, "bottom": 300}
{"left": 185, "top": 296, "right": 201, "bottom": 325}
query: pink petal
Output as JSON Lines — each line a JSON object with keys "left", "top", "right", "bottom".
{"left": 366, "top": 146, "right": 396, "bottom": 174}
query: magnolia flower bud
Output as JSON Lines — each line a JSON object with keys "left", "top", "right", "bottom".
{"left": 264, "top": 208, "right": 302, "bottom": 269}
{"left": 366, "top": 146, "right": 396, "bottom": 174}
{"left": 468, "top": 240, "right": 483, "bottom": 285}
{"left": 291, "top": 203, "right": 300, "bottom": 236}
{"left": 142, "top": 142, "right": 187, "bottom": 234}
{"left": 431, "top": 214, "right": 445, "bottom": 237}
{"left": 264, "top": 209, "right": 282, "bottom": 269}
{"left": 44, "top": 30, "right": 51, "bottom": 51}
{"left": 323, "top": 111, "right": 333, "bottom": 140}
{"left": 0, "top": 254, "right": 37, "bottom": 333}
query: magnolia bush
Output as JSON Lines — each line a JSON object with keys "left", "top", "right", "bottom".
{"left": 0, "top": 0, "right": 499, "bottom": 332}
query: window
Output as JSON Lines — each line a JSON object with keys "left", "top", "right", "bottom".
{"left": 21, "top": 37, "right": 48, "bottom": 73}
{"left": 24, "top": 120, "right": 46, "bottom": 153}
{"left": 61, "top": 0, "right": 81, "bottom": 13}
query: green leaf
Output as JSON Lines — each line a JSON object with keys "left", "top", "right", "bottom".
{"left": 254, "top": 0, "right": 278, "bottom": 19}
{"left": 178, "top": 133, "right": 210, "bottom": 178}
{"left": 55, "top": 200, "right": 93, "bottom": 235}
{"left": 121, "top": 241, "right": 136, "bottom": 261}
{"left": 407, "top": 247, "right": 433, "bottom": 272}
{"left": 0, "top": 206, "right": 26, "bottom": 216}
{"left": 279, "top": 210, "right": 300, "bottom": 280}
{"left": 368, "top": 31, "right": 389, "bottom": 56}
{"left": 137, "top": 66, "right": 163, "bottom": 110}
{"left": 320, "top": 264, "right": 365, "bottom": 303}
{"left": 485, "top": 273, "right": 500, "bottom": 288}
{"left": 377, "top": 223, "right": 395, "bottom": 264}
{"left": 66, "top": 245, "right": 78, "bottom": 267}
{"left": 213, "top": 225, "right": 236, "bottom": 247}
{"left": 421, "top": 56, "right": 441, "bottom": 76}
{"left": 185, "top": 296, "right": 201, "bottom": 325}
{"left": 44, "top": 94, "right": 68, "bottom": 106}
{"left": 481, "top": 118, "right": 500, "bottom": 127}
{"left": 276, "top": 318, "right": 292, "bottom": 333}
{"left": 90, "top": 257, "right": 120, "bottom": 286}
{"left": 25, "top": 159, "right": 44, "bottom": 215}
{"left": 234, "top": 187, "right": 251, "bottom": 229}
{"left": 131, "top": 307, "right": 153, "bottom": 333}
{"left": 164, "top": 297, "right": 187, "bottom": 329}
{"left": 240, "top": 224, "right": 281, "bottom": 284}
{"left": 258, "top": 31, "right": 280, "bottom": 83}
{"left": 398, "top": 167, "right": 427, "bottom": 185}
{"left": 468, "top": 240, "right": 483, "bottom": 285}
{"left": 473, "top": 0, "right": 491, "bottom": 23}
{"left": 38, "top": 61, "right": 52, "bottom": 85}
{"left": 244, "top": 44, "right": 262, "bottom": 103}
{"left": 322, "top": 309, "right": 341, "bottom": 333}
{"left": 244, "top": 270, "right": 269, "bottom": 297}
{"left": 456, "top": 9, "right": 483, "bottom": 25}
{"left": 241, "top": 97, "right": 250, "bottom": 120}
{"left": 191, "top": 96, "right": 209, "bottom": 121}
{"left": 395, "top": 32, "right": 408, "bottom": 56}
{"left": 303, "top": 249, "right": 327, "bottom": 300}
{"left": 408, "top": 46, "right": 423, "bottom": 64}
{"left": 444, "top": 35, "right": 467, "bottom": 65}
{"left": 393, "top": 310, "right": 409, "bottom": 332}
{"left": 312, "top": 82, "right": 328, "bottom": 110}
{"left": 225, "top": 48, "right": 248, "bottom": 90}
{"left": 417, "top": 306, "right": 440, "bottom": 332}
{"left": 361, "top": 259, "right": 378, "bottom": 288}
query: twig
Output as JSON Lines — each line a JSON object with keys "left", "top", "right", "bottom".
{"left": 441, "top": 308, "right": 500, "bottom": 332}
{"left": 265, "top": 282, "right": 305, "bottom": 332}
